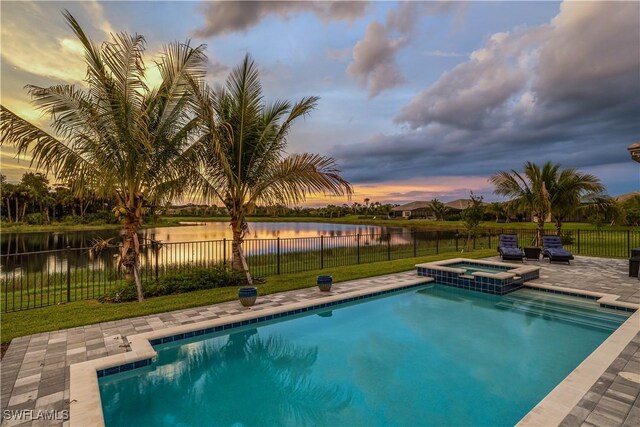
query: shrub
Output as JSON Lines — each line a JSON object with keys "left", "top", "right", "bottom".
{"left": 24, "top": 213, "right": 45, "bottom": 225}
{"left": 561, "top": 231, "right": 574, "bottom": 246}
{"left": 62, "top": 215, "right": 85, "bottom": 225}
{"left": 84, "top": 212, "right": 119, "bottom": 224}
{"left": 100, "top": 265, "right": 244, "bottom": 303}
{"left": 102, "top": 281, "right": 139, "bottom": 303}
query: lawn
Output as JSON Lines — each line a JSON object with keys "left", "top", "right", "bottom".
{"left": 0, "top": 249, "right": 495, "bottom": 345}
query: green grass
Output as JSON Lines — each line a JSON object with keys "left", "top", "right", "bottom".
{"left": 0, "top": 249, "right": 495, "bottom": 344}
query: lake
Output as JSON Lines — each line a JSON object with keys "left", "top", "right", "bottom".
{"left": 1, "top": 222, "right": 410, "bottom": 275}
{"left": 1, "top": 222, "right": 407, "bottom": 253}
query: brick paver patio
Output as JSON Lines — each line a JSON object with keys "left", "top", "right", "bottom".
{"left": 1, "top": 256, "right": 638, "bottom": 426}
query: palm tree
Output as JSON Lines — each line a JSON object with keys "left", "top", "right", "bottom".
{"left": 491, "top": 161, "right": 607, "bottom": 245}
{"left": 194, "top": 55, "right": 352, "bottom": 283}
{"left": 548, "top": 168, "right": 604, "bottom": 234}
{"left": 0, "top": 12, "right": 208, "bottom": 301}
{"left": 490, "top": 161, "right": 555, "bottom": 246}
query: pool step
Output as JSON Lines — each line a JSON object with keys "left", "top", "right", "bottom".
{"left": 495, "top": 301, "right": 622, "bottom": 332}
{"left": 507, "top": 290, "right": 629, "bottom": 317}
{"left": 496, "top": 293, "right": 627, "bottom": 332}
{"left": 497, "top": 297, "right": 625, "bottom": 323}
{"left": 500, "top": 292, "right": 629, "bottom": 320}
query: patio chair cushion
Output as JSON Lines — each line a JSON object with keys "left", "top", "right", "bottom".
{"left": 500, "top": 246, "right": 525, "bottom": 258}
{"left": 498, "top": 234, "right": 519, "bottom": 248}
{"left": 544, "top": 247, "right": 574, "bottom": 260}
{"left": 542, "top": 236, "right": 574, "bottom": 261}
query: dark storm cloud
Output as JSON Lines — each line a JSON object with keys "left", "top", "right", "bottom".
{"left": 194, "top": 1, "right": 368, "bottom": 38}
{"left": 335, "top": 1, "right": 640, "bottom": 183}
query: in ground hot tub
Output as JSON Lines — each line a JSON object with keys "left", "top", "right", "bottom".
{"left": 416, "top": 258, "right": 539, "bottom": 295}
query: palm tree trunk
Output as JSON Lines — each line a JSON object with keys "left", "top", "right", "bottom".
{"left": 231, "top": 214, "right": 253, "bottom": 285}
{"left": 122, "top": 215, "right": 144, "bottom": 301}
{"left": 15, "top": 198, "right": 19, "bottom": 222}
{"left": 536, "top": 217, "right": 545, "bottom": 247}
{"left": 555, "top": 218, "right": 562, "bottom": 236}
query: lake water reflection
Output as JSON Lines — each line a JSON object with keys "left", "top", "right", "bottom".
{"left": 1, "top": 222, "right": 409, "bottom": 274}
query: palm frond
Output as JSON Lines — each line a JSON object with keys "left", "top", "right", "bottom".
{"left": 0, "top": 106, "right": 99, "bottom": 186}
{"left": 250, "top": 153, "right": 353, "bottom": 206}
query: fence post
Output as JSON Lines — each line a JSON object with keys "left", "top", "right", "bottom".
{"left": 577, "top": 230, "right": 580, "bottom": 254}
{"left": 277, "top": 237, "right": 281, "bottom": 275}
{"left": 436, "top": 231, "right": 439, "bottom": 254}
{"left": 488, "top": 230, "right": 492, "bottom": 249}
{"left": 320, "top": 235, "right": 324, "bottom": 269}
{"left": 413, "top": 231, "right": 417, "bottom": 257}
{"left": 387, "top": 233, "right": 391, "bottom": 261}
{"left": 627, "top": 229, "right": 631, "bottom": 257}
{"left": 357, "top": 234, "right": 360, "bottom": 264}
{"left": 473, "top": 234, "right": 476, "bottom": 250}
{"left": 155, "top": 249, "right": 159, "bottom": 280}
{"left": 455, "top": 230, "right": 459, "bottom": 252}
{"left": 223, "top": 238, "right": 227, "bottom": 266}
{"left": 66, "top": 246, "right": 71, "bottom": 302}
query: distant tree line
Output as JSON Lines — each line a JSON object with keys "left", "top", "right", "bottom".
{"left": 1, "top": 173, "right": 119, "bottom": 225}
{"left": 165, "top": 201, "right": 398, "bottom": 218}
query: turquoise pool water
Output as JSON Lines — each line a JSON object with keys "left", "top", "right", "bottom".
{"left": 446, "top": 261, "right": 510, "bottom": 274}
{"left": 99, "top": 285, "right": 628, "bottom": 427}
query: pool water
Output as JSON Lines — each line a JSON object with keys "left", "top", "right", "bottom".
{"left": 99, "top": 285, "right": 628, "bottom": 427}
{"left": 446, "top": 261, "right": 510, "bottom": 274}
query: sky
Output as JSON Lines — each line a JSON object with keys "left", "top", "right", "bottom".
{"left": 1, "top": 0, "right": 639, "bottom": 206}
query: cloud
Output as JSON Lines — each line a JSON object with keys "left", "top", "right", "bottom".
{"left": 396, "top": 1, "right": 640, "bottom": 131}
{"left": 396, "top": 27, "right": 549, "bottom": 129}
{"left": 332, "top": 1, "right": 640, "bottom": 189}
{"left": 346, "top": 21, "right": 408, "bottom": 97}
{"left": 347, "top": 1, "right": 464, "bottom": 97}
{"left": 1, "top": 3, "right": 86, "bottom": 83}
{"left": 194, "top": 1, "right": 368, "bottom": 38}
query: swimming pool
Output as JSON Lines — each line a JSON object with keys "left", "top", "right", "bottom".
{"left": 98, "top": 285, "right": 628, "bottom": 427}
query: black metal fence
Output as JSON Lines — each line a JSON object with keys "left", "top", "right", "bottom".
{"left": 1, "top": 228, "right": 638, "bottom": 312}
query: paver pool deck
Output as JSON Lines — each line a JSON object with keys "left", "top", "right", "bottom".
{"left": 1, "top": 255, "right": 639, "bottom": 427}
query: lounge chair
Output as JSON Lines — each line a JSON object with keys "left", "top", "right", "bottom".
{"left": 542, "top": 235, "right": 574, "bottom": 264}
{"left": 497, "top": 234, "right": 525, "bottom": 261}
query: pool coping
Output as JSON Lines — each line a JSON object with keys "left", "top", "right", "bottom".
{"left": 68, "top": 276, "right": 434, "bottom": 427}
